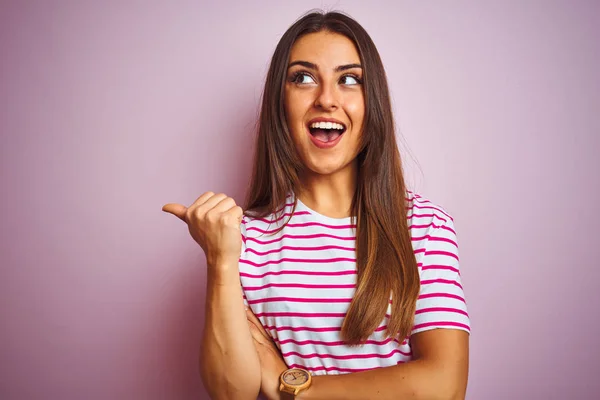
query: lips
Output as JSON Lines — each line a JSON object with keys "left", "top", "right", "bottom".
{"left": 307, "top": 117, "right": 347, "bottom": 133}
{"left": 305, "top": 118, "right": 347, "bottom": 149}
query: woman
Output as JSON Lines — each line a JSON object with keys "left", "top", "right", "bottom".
{"left": 163, "top": 11, "right": 470, "bottom": 400}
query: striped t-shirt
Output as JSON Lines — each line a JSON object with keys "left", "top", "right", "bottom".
{"left": 239, "top": 191, "right": 470, "bottom": 375}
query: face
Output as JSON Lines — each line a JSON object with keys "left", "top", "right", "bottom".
{"left": 284, "top": 31, "right": 365, "bottom": 179}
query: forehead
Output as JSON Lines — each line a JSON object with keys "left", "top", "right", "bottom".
{"left": 289, "top": 31, "right": 360, "bottom": 65}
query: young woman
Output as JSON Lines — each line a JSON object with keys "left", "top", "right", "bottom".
{"left": 163, "top": 11, "right": 470, "bottom": 400}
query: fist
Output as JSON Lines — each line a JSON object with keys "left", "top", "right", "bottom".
{"left": 162, "top": 192, "right": 244, "bottom": 265}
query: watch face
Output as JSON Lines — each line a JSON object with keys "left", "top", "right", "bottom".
{"left": 282, "top": 369, "right": 309, "bottom": 385}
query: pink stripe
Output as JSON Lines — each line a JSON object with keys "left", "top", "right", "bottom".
{"left": 288, "top": 364, "right": 377, "bottom": 373}
{"left": 240, "top": 270, "right": 357, "bottom": 278}
{"left": 420, "top": 264, "right": 459, "bottom": 274}
{"left": 412, "top": 321, "right": 470, "bottom": 331}
{"left": 409, "top": 222, "right": 456, "bottom": 235}
{"left": 410, "top": 200, "right": 453, "bottom": 221}
{"left": 253, "top": 211, "right": 312, "bottom": 224}
{"left": 246, "top": 229, "right": 455, "bottom": 247}
{"left": 415, "top": 307, "right": 469, "bottom": 317}
{"left": 440, "top": 224, "right": 457, "bottom": 234}
{"left": 256, "top": 312, "right": 346, "bottom": 318}
{"left": 411, "top": 235, "right": 458, "bottom": 247}
{"left": 407, "top": 212, "right": 448, "bottom": 224}
{"left": 421, "top": 279, "right": 463, "bottom": 289}
{"left": 246, "top": 244, "right": 355, "bottom": 257}
{"left": 247, "top": 221, "right": 356, "bottom": 234}
{"left": 274, "top": 202, "right": 296, "bottom": 214}
{"left": 283, "top": 348, "right": 410, "bottom": 360}
{"left": 245, "top": 283, "right": 356, "bottom": 291}
{"left": 265, "top": 325, "right": 341, "bottom": 333}
{"left": 418, "top": 293, "right": 465, "bottom": 303}
{"left": 424, "top": 250, "right": 459, "bottom": 261}
{"left": 244, "top": 233, "right": 355, "bottom": 245}
{"left": 240, "top": 257, "right": 356, "bottom": 268}
{"left": 266, "top": 325, "right": 389, "bottom": 333}
{"left": 248, "top": 297, "right": 352, "bottom": 305}
{"left": 409, "top": 222, "right": 445, "bottom": 230}
{"left": 274, "top": 337, "right": 407, "bottom": 347}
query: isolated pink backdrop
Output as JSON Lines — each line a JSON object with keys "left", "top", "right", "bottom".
{"left": 1, "top": 1, "right": 599, "bottom": 399}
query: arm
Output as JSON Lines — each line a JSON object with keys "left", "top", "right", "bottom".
{"left": 296, "top": 214, "right": 471, "bottom": 399}
{"left": 200, "top": 261, "right": 262, "bottom": 400}
{"left": 247, "top": 308, "right": 468, "bottom": 400}
{"left": 163, "top": 193, "right": 261, "bottom": 399}
{"left": 297, "top": 328, "right": 469, "bottom": 400}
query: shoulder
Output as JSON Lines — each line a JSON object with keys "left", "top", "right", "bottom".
{"left": 406, "top": 190, "right": 454, "bottom": 229}
{"left": 406, "top": 190, "right": 460, "bottom": 271}
{"left": 240, "top": 198, "right": 294, "bottom": 234}
{"left": 406, "top": 193, "right": 470, "bottom": 335}
{"left": 239, "top": 199, "right": 296, "bottom": 259}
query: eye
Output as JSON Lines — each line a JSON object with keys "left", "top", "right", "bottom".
{"left": 340, "top": 74, "right": 362, "bottom": 85}
{"left": 291, "top": 72, "right": 316, "bottom": 84}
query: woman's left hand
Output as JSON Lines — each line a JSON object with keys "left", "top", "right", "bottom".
{"left": 246, "top": 307, "right": 289, "bottom": 400}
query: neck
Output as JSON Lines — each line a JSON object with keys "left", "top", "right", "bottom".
{"left": 296, "top": 161, "right": 357, "bottom": 219}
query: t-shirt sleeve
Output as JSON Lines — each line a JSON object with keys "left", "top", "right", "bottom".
{"left": 411, "top": 216, "right": 471, "bottom": 336}
{"left": 239, "top": 217, "right": 249, "bottom": 308}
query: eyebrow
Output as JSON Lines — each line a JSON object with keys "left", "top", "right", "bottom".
{"left": 288, "top": 60, "right": 362, "bottom": 72}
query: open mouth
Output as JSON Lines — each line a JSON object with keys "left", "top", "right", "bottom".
{"left": 308, "top": 121, "right": 347, "bottom": 143}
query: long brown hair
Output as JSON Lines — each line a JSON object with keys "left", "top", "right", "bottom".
{"left": 243, "top": 10, "right": 420, "bottom": 345}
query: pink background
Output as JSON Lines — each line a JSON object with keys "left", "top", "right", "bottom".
{"left": 1, "top": 1, "right": 599, "bottom": 399}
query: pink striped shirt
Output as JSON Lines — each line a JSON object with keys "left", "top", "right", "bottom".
{"left": 239, "top": 191, "right": 470, "bottom": 376}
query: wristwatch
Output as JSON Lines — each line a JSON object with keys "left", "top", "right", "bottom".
{"left": 279, "top": 367, "right": 312, "bottom": 397}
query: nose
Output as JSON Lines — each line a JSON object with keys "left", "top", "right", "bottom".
{"left": 314, "top": 82, "right": 339, "bottom": 111}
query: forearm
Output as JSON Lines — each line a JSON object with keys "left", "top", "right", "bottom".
{"left": 200, "top": 263, "right": 261, "bottom": 400}
{"left": 297, "top": 359, "right": 462, "bottom": 400}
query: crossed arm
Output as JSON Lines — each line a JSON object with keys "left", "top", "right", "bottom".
{"left": 246, "top": 309, "right": 469, "bottom": 400}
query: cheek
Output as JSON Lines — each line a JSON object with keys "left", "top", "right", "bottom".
{"left": 285, "top": 91, "right": 312, "bottom": 128}
{"left": 284, "top": 92, "right": 301, "bottom": 123}
{"left": 283, "top": 92, "right": 293, "bottom": 123}
{"left": 283, "top": 93, "right": 304, "bottom": 145}
{"left": 345, "top": 98, "right": 365, "bottom": 124}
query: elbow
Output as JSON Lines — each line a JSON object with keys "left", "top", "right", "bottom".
{"left": 199, "top": 357, "right": 261, "bottom": 400}
{"left": 418, "top": 385, "right": 464, "bottom": 400}
{"left": 411, "top": 361, "right": 467, "bottom": 400}
{"left": 436, "top": 377, "right": 467, "bottom": 400}
{"left": 441, "top": 390, "right": 465, "bottom": 400}
{"left": 430, "top": 377, "right": 467, "bottom": 400}
{"left": 414, "top": 387, "right": 463, "bottom": 400}
{"left": 448, "top": 392, "right": 466, "bottom": 400}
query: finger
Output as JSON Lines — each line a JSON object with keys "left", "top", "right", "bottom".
{"left": 247, "top": 319, "right": 270, "bottom": 349}
{"left": 188, "top": 191, "right": 217, "bottom": 210}
{"left": 247, "top": 319, "right": 265, "bottom": 344}
{"left": 225, "top": 204, "right": 244, "bottom": 224}
{"left": 246, "top": 308, "right": 272, "bottom": 341}
{"left": 198, "top": 194, "right": 239, "bottom": 217}
{"left": 161, "top": 203, "right": 188, "bottom": 221}
{"left": 191, "top": 193, "right": 228, "bottom": 217}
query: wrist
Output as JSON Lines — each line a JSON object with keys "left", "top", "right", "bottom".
{"left": 206, "top": 252, "right": 239, "bottom": 268}
{"left": 279, "top": 368, "right": 313, "bottom": 399}
{"left": 206, "top": 261, "right": 240, "bottom": 286}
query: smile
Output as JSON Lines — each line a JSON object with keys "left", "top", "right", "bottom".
{"left": 306, "top": 118, "right": 347, "bottom": 149}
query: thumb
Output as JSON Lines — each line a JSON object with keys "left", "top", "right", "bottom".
{"left": 162, "top": 203, "right": 188, "bottom": 222}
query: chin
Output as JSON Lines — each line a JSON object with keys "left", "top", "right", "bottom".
{"left": 305, "top": 161, "right": 349, "bottom": 176}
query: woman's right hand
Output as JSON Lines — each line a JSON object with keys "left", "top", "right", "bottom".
{"left": 162, "top": 192, "right": 244, "bottom": 266}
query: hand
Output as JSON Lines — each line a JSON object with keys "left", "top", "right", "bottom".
{"left": 246, "top": 307, "right": 288, "bottom": 400}
{"left": 162, "top": 192, "right": 244, "bottom": 266}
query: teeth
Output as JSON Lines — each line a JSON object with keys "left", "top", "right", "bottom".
{"left": 309, "top": 121, "right": 345, "bottom": 130}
